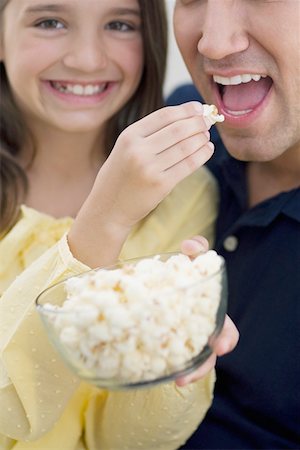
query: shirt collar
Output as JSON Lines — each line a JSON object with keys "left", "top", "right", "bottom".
{"left": 220, "top": 155, "right": 300, "bottom": 225}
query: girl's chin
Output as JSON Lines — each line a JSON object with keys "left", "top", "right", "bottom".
{"left": 42, "top": 114, "right": 108, "bottom": 134}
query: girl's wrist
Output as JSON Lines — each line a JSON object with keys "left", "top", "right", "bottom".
{"left": 67, "top": 214, "right": 132, "bottom": 269}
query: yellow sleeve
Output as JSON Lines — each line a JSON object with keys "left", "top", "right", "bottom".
{"left": 0, "top": 233, "right": 90, "bottom": 442}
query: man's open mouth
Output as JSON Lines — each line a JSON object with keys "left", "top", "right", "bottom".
{"left": 213, "top": 73, "right": 273, "bottom": 116}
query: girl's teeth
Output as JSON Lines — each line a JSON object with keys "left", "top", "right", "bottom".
{"left": 52, "top": 82, "right": 106, "bottom": 96}
{"left": 84, "top": 85, "right": 95, "bottom": 95}
{"left": 71, "top": 84, "right": 84, "bottom": 95}
{"left": 213, "top": 73, "right": 267, "bottom": 86}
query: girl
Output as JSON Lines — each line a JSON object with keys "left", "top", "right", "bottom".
{"left": 0, "top": 0, "right": 237, "bottom": 449}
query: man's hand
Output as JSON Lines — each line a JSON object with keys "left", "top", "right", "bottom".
{"left": 176, "top": 236, "right": 239, "bottom": 386}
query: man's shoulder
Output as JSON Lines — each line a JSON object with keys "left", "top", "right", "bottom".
{"left": 166, "top": 83, "right": 202, "bottom": 106}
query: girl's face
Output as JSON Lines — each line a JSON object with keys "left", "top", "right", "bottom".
{"left": 0, "top": 0, "right": 144, "bottom": 135}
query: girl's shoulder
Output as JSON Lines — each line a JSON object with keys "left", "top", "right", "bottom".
{"left": 2, "top": 205, "right": 73, "bottom": 246}
{"left": 0, "top": 205, "right": 73, "bottom": 291}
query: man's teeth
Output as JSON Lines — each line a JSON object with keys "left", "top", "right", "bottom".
{"left": 213, "top": 74, "right": 267, "bottom": 86}
{"left": 52, "top": 82, "right": 107, "bottom": 95}
{"left": 226, "top": 108, "right": 253, "bottom": 116}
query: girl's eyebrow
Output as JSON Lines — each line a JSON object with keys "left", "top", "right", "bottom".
{"left": 24, "top": 3, "right": 69, "bottom": 14}
{"left": 107, "top": 8, "right": 141, "bottom": 17}
{"left": 24, "top": 4, "right": 141, "bottom": 16}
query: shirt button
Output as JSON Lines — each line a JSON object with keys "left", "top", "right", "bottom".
{"left": 223, "top": 235, "right": 238, "bottom": 252}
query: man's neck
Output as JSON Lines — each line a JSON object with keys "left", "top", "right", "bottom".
{"left": 246, "top": 147, "right": 300, "bottom": 208}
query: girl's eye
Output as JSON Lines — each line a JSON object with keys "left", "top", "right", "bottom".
{"left": 35, "top": 19, "right": 65, "bottom": 30}
{"left": 105, "top": 21, "right": 135, "bottom": 32}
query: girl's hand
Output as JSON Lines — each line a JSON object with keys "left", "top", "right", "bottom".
{"left": 93, "top": 101, "right": 213, "bottom": 229}
{"left": 176, "top": 235, "right": 239, "bottom": 386}
{"left": 68, "top": 102, "right": 213, "bottom": 267}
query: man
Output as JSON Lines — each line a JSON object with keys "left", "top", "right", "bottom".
{"left": 172, "top": 1, "right": 300, "bottom": 448}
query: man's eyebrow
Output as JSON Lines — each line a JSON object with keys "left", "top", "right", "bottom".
{"left": 24, "top": 4, "right": 69, "bottom": 14}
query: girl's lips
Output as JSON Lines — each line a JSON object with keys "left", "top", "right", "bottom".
{"left": 211, "top": 76, "right": 274, "bottom": 127}
{"left": 43, "top": 80, "right": 117, "bottom": 106}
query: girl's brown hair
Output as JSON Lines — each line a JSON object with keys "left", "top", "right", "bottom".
{"left": 0, "top": 0, "right": 168, "bottom": 234}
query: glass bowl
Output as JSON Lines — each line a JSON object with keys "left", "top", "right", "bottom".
{"left": 36, "top": 251, "right": 227, "bottom": 390}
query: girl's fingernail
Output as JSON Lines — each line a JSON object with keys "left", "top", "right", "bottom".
{"left": 207, "top": 141, "right": 214, "bottom": 150}
{"left": 205, "top": 131, "right": 210, "bottom": 139}
{"left": 193, "top": 102, "right": 204, "bottom": 114}
{"left": 192, "top": 236, "right": 209, "bottom": 252}
{"left": 204, "top": 117, "right": 212, "bottom": 129}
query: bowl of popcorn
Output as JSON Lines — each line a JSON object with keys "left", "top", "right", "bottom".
{"left": 36, "top": 251, "right": 227, "bottom": 389}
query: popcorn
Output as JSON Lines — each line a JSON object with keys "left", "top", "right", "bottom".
{"left": 203, "top": 104, "right": 225, "bottom": 125}
{"left": 46, "top": 251, "right": 224, "bottom": 383}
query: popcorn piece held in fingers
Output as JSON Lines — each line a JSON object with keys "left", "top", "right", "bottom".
{"left": 203, "top": 104, "right": 225, "bottom": 126}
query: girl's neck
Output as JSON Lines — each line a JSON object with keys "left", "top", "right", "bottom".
{"left": 22, "top": 126, "right": 106, "bottom": 174}
{"left": 21, "top": 128, "right": 107, "bottom": 218}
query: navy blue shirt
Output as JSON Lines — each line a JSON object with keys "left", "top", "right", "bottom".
{"left": 167, "top": 85, "right": 300, "bottom": 449}
{"left": 182, "top": 155, "right": 300, "bottom": 449}
{"left": 167, "top": 85, "right": 300, "bottom": 448}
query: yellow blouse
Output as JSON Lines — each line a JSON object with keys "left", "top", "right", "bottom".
{"left": 0, "top": 168, "right": 218, "bottom": 450}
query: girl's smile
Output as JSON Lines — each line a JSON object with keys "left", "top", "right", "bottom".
{"left": 43, "top": 79, "right": 118, "bottom": 106}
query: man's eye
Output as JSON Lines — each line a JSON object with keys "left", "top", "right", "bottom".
{"left": 106, "top": 21, "right": 134, "bottom": 32}
{"left": 35, "top": 19, "right": 65, "bottom": 30}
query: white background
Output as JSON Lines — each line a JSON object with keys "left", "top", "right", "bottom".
{"left": 164, "top": 0, "right": 192, "bottom": 96}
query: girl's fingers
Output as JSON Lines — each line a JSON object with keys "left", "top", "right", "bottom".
{"left": 156, "top": 131, "right": 210, "bottom": 170}
{"left": 149, "top": 116, "right": 209, "bottom": 154}
{"left": 164, "top": 141, "right": 215, "bottom": 181}
{"left": 133, "top": 101, "right": 206, "bottom": 137}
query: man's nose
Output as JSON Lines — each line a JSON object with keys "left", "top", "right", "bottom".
{"left": 197, "top": 0, "right": 249, "bottom": 60}
{"left": 63, "top": 31, "right": 108, "bottom": 73}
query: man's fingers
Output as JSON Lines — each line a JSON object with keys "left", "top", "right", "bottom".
{"left": 212, "top": 315, "right": 239, "bottom": 356}
{"left": 175, "top": 354, "right": 217, "bottom": 386}
{"left": 175, "top": 316, "right": 239, "bottom": 386}
{"left": 180, "top": 236, "right": 209, "bottom": 257}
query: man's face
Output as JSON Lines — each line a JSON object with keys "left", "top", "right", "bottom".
{"left": 174, "top": 0, "right": 300, "bottom": 162}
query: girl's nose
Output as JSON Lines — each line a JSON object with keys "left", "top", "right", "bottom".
{"left": 63, "top": 31, "right": 108, "bottom": 73}
{"left": 197, "top": 0, "right": 250, "bottom": 60}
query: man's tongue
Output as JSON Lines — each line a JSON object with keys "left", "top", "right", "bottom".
{"left": 221, "top": 78, "right": 272, "bottom": 111}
